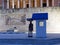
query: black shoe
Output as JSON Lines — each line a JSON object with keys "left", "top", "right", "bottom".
{"left": 28, "top": 36, "right": 33, "bottom": 37}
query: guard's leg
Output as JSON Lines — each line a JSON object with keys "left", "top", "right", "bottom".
{"left": 28, "top": 31, "right": 33, "bottom": 37}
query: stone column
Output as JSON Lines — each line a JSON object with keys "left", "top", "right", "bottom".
{"left": 18, "top": 0, "right": 20, "bottom": 8}
{"left": 52, "top": 0, "right": 54, "bottom": 6}
{"left": 47, "top": 0, "right": 49, "bottom": 7}
{"left": 41, "top": 0, "right": 43, "bottom": 7}
{"left": 35, "top": 0, "right": 37, "bottom": 7}
{"left": 12, "top": 0, "right": 14, "bottom": 9}
{"left": 7, "top": 0, "right": 9, "bottom": 9}
{"left": 23, "top": 0, "right": 26, "bottom": 8}
{"left": 2, "top": 0, "right": 4, "bottom": 9}
{"left": 29, "top": 0, "right": 31, "bottom": 8}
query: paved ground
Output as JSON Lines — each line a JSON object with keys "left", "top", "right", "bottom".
{"left": 0, "top": 33, "right": 60, "bottom": 45}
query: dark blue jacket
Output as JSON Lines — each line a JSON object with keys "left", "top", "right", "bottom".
{"left": 29, "top": 23, "right": 33, "bottom": 31}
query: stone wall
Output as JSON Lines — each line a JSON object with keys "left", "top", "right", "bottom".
{"left": 0, "top": 7, "right": 60, "bottom": 33}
